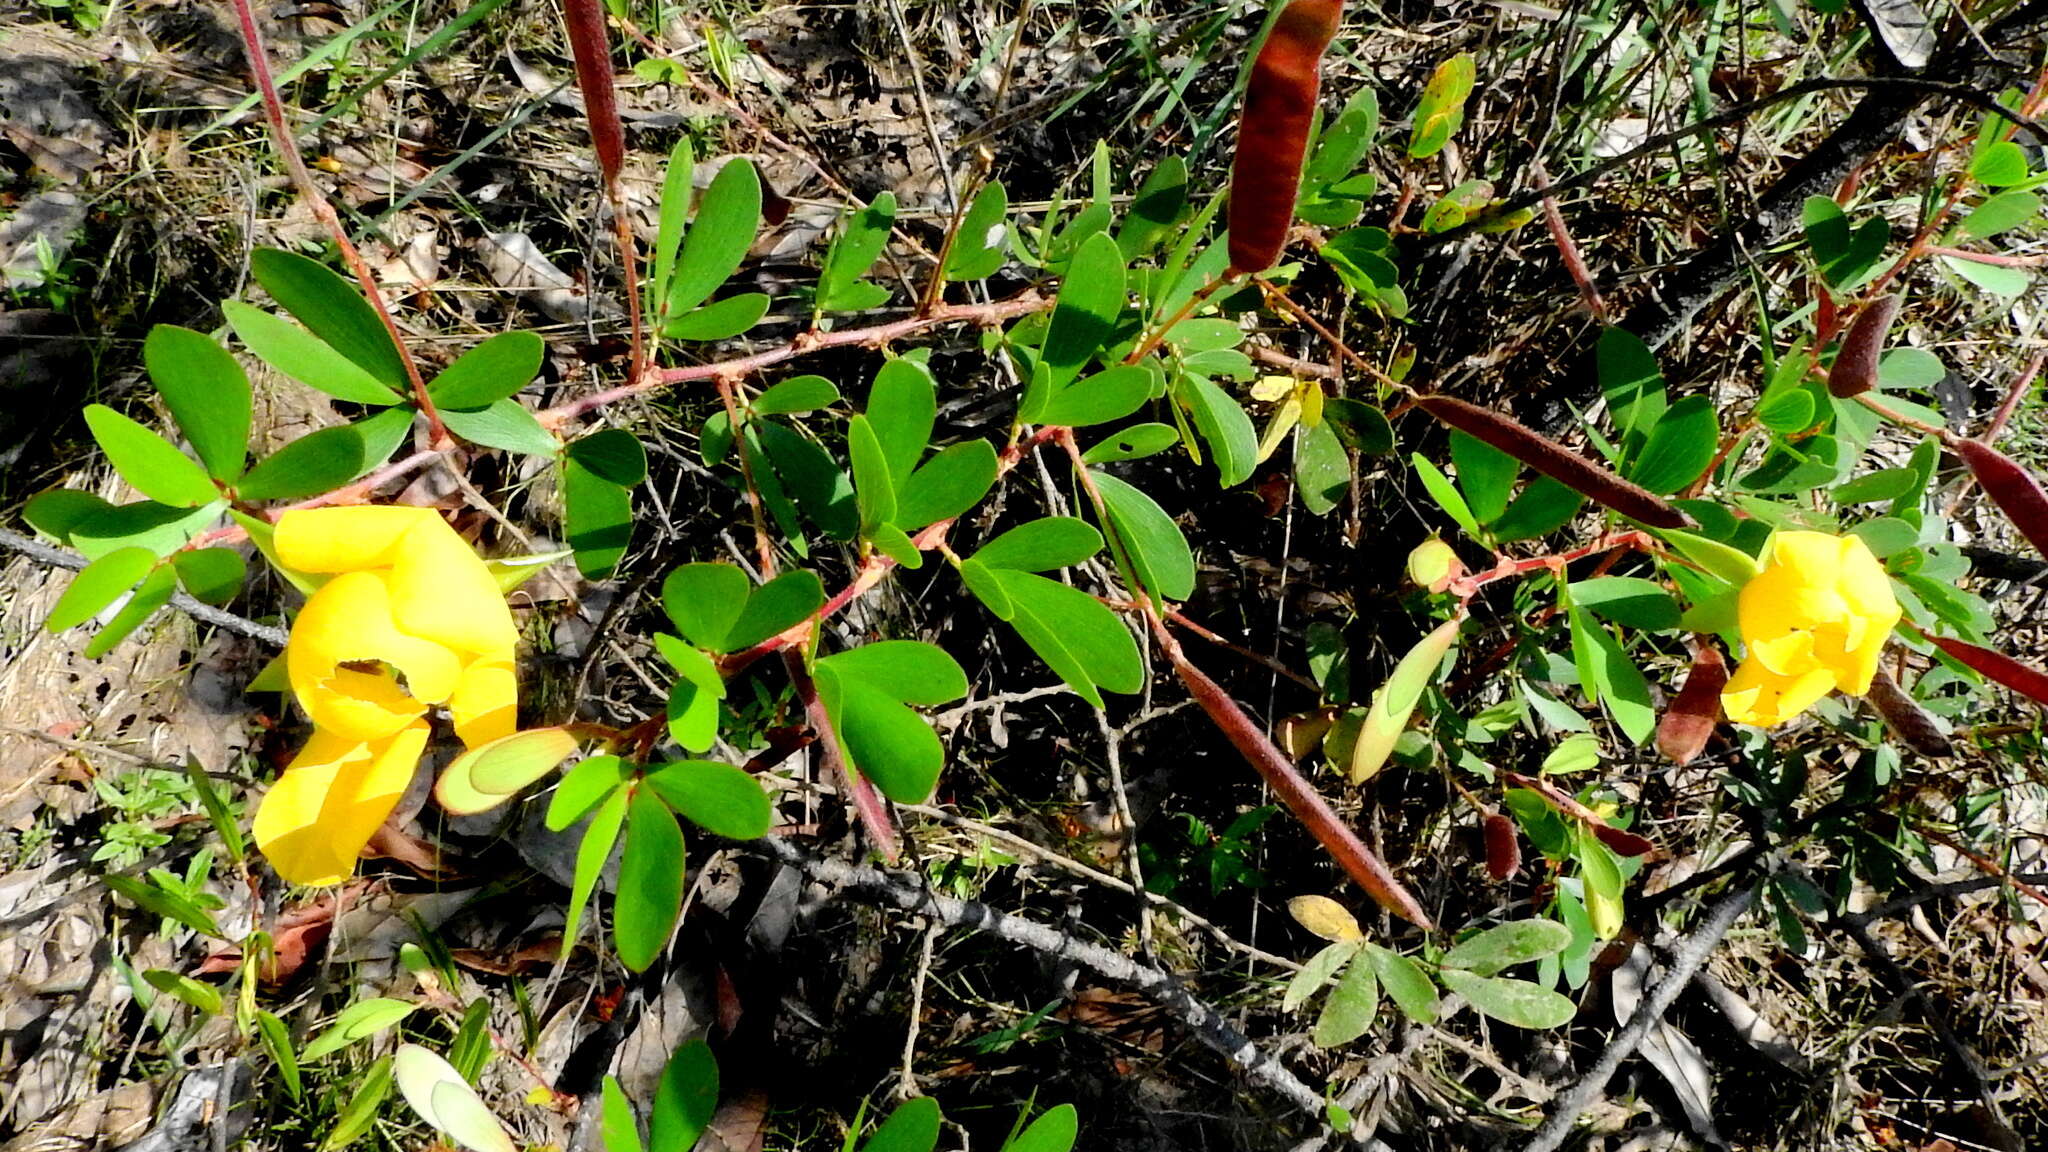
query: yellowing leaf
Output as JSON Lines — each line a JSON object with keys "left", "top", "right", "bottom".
{"left": 1351, "top": 616, "right": 1461, "bottom": 783}
{"left": 1288, "top": 894, "right": 1364, "bottom": 942}
{"left": 434, "top": 727, "right": 580, "bottom": 815}
{"left": 1251, "top": 375, "right": 1296, "bottom": 403}
{"left": 392, "top": 1044, "right": 515, "bottom": 1152}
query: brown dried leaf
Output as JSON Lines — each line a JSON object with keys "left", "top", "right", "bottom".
{"left": 1657, "top": 642, "right": 1728, "bottom": 765}
{"left": 1827, "top": 295, "right": 1901, "bottom": 398}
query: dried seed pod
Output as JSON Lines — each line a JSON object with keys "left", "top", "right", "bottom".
{"left": 1929, "top": 635, "right": 2048, "bottom": 708}
{"left": 1953, "top": 437, "right": 2048, "bottom": 562}
{"left": 1416, "top": 395, "right": 1694, "bottom": 529}
{"left": 1226, "top": 0, "right": 1345, "bottom": 275}
{"left": 1501, "top": 771, "right": 1658, "bottom": 858}
{"left": 1826, "top": 294, "right": 1902, "bottom": 398}
{"left": 1483, "top": 811, "right": 1521, "bottom": 882}
{"left": 1865, "top": 666, "right": 1954, "bottom": 758}
{"left": 1170, "top": 648, "right": 1433, "bottom": 928}
{"left": 1656, "top": 641, "right": 1728, "bottom": 766}
{"left": 562, "top": 0, "right": 625, "bottom": 187}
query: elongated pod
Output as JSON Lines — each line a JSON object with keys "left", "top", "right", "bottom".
{"left": 1953, "top": 437, "right": 2048, "bottom": 562}
{"left": 1227, "top": 0, "right": 1345, "bottom": 275}
{"left": 1416, "top": 394, "right": 1693, "bottom": 529}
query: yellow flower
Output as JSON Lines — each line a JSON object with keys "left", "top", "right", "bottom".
{"left": 256, "top": 506, "right": 519, "bottom": 885}
{"left": 1720, "top": 530, "right": 1900, "bottom": 727}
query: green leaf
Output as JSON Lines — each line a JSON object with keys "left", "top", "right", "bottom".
{"left": 1832, "top": 467, "right": 1918, "bottom": 505}
{"left": 1568, "top": 576, "right": 1680, "bottom": 630}
{"left": 755, "top": 421, "right": 857, "bottom": 540}
{"left": 48, "top": 546, "right": 155, "bottom": 632}
{"left": 1040, "top": 233, "right": 1125, "bottom": 392}
{"left": 1442, "top": 918, "right": 1573, "bottom": 976}
{"left": 1959, "top": 190, "right": 2040, "bottom": 240}
{"left": 1091, "top": 472, "right": 1195, "bottom": 603}
{"left": 1364, "top": 943, "right": 1438, "bottom": 1025}
{"left": 563, "top": 787, "right": 627, "bottom": 957}
{"left": 1802, "top": 199, "right": 1889, "bottom": 287}
{"left": 428, "top": 331, "right": 544, "bottom": 409}
{"left": 645, "top": 761, "right": 771, "bottom": 840}
{"left": 238, "top": 418, "right": 390, "bottom": 502}
{"left": 1437, "top": 967, "right": 1577, "bottom": 1029}
{"left": 69, "top": 499, "right": 225, "bottom": 561}
{"left": 321, "top": 1054, "right": 394, "bottom": 1151}
{"left": 726, "top": 568, "right": 825, "bottom": 650}
{"left": 1659, "top": 529, "right": 1761, "bottom": 585}
{"left": 1489, "top": 477, "right": 1584, "bottom": 543}
{"left": 753, "top": 375, "right": 840, "bottom": 415}
{"left": 959, "top": 558, "right": 1014, "bottom": 619}
{"left": 667, "top": 158, "right": 761, "bottom": 317}
{"left": 862, "top": 1097, "right": 942, "bottom": 1152}
{"left": 849, "top": 414, "right": 898, "bottom": 532}
{"left": 85, "top": 565, "right": 176, "bottom": 657}
{"left": 440, "top": 398, "right": 558, "bottom": 456}
{"left": 171, "top": 547, "right": 246, "bottom": 605}
{"left": 1176, "top": 373, "right": 1257, "bottom": 487}
{"left": 24, "top": 488, "right": 114, "bottom": 544}
{"left": 1115, "top": 156, "right": 1188, "bottom": 261}
{"left": 601, "top": 1077, "right": 644, "bottom": 1152}
{"left": 1295, "top": 419, "right": 1350, "bottom": 516}
{"left": 1283, "top": 940, "right": 1361, "bottom": 1013}
{"left": 144, "top": 325, "right": 251, "bottom": 481}
{"left": 1572, "top": 608, "right": 1655, "bottom": 744}
{"left": 1081, "top": 423, "right": 1180, "bottom": 464}
{"left": 548, "top": 754, "right": 629, "bottom": 832}
{"left": 818, "top": 640, "right": 968, "bottom": 705}
{"left": 449, "top": 999, "right": 492, "bottom": 1083}
{"left": 567, "top": 428, "right": 648, "bottom": 486}
{"left": 301, "top": 998, "right": 416, "bottom": 1062}
{"left": 436, "top": 728, "right": 583, "bottom": 813}
{"left": 1039, "top": 364, "right": 1152, "bottom": 427}
{"left": 1408, "top": 53, "right": 1475, "bottom": 158}
{"left": 103, "top": 873, "right": 223, "bottom": 937}
{"left": 1002, "top": 1104, "right": 1079, "bottom": 1152}
{"left": 1943, "top": 253, "right": 2031, "bottom": 296}
{"left": 616, "top": 788, "right": 686, "bottom": 971}
{"left": 944, "top": 182, "right": 1009, "bottom": 281}
{"left": 84, "top": 405, "right": 218, "bottom": 507}
{"left": 392, "top": 1045, "right": 517, "bottom": 1152}
{"left": 1579, "top": 829, "right": 1625, "bottom": 939}
{"left": 143, "top": 968, "right": 223, "bottom": 1015}
{"left": 564, "top": 459, "right": 634, "bottom": 578}
{"left": 648, "top": 1039, "right": 720, "bottom": 1152}
{"left": 867, "top": 359, "right": 937, "bottom": 488}
{"left": 1312, "top": 953, "right": 1378, "bottom": 1046}
{"left": 1307, "top": 89, "right": 1380, "bottom": 183}
{"left": 989, "top": 568, "right": 1143, "bottom": 704}
{"left": 1322, "top": 397, "right": 1394, "bottom": 455}
{"left": 1971, "top": 139, "right": 2029, "bottom": 185}
{"left": 897, "top": 440, "right": 997, "bottom": 530}
{"left": 1596, "top": 327, "right": 1665, "bottom": 451}
{"left": 1351, "top": 616, "right": 1460, "bottom": 782}
{"left": 1755, "top": 387, "right": 1816, "bottom": 434}
{"left": 1450, "top": 430, "right": 1518, "bottom": 523}
{"left": 249, "top": 247, "right": 410, "bottom": 388}
{"left": 1627, "top": 395, "right": 1717, "bottom": 495}
{"left": 651, "top": 137, "right": 695, "bottom": 320}
{"left": 818, "top": 192, "right": 897, "bottom": 311}
{"left": 824, "top": 673, "right": 948, "bottom": 801}
{"left": 663, "top": 643, "right": 724, "bottom": 753}
{"left": 1878, "top": 347, "right": 1945, "bottom": 391}
{"left": 662, "top": 563, "right": 751, "bottom": 651}
{"left": 255, "top": 1011, "right": 302, "bottom": 1101}
{"left": 973, "top": 517, "right": 1102, "bottom": 572}
{"left": 664, "top": 293, "right": 771, "bottom": 341}
{"left": 1412, "top": 453, "right": 1483, "bottom": 540}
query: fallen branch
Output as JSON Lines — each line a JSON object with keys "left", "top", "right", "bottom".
{"left": 1518, "top": 883, "right": 1757, "bottom": 1152}
{"left": 0, "top": 528, "right": 289, "bottom": 647}
{"left": 750, "top": 835, "right": 1355, "bottom": 1143}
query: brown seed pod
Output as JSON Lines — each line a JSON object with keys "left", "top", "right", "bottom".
{"left": 562, "top": 0, "right": 626, "bottom": 187}
{"left": 1483, "top": 811, "right": 1521, "bottom": 882}
{"left": 1416, "top": 395, "right": 1694, "bottom": 529}
{"left": 1170, "top": 648, "right": 1432, "bottom": 928}
{"left": 1953, "top": 437, "right": 2048, "bottom": 562}
{"left": 1501, "top": 771, "right": 1658, "bottom": 858}
{"left": 1826, "top": 294, "right": 1902, "bottom": 398}
{"left": 1226, "top": 0, "right": 1346, "bottom": 276}
{"left": 1656, "top": 641, "right": 1728, "bottom": 766}
{"left": 1929, "top": 635, "right": 2048, "bottom": 708}
{"left": 1864, "top": 666, "right": 1954, "bottom": 759}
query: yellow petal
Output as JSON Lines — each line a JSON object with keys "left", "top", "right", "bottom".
{"left": 1250, "top": 375, "right": 1296, "bottom": 402}
{"left": 289, "top": 571, "right": 461, "bottom": 739}
{"left": 253, "top": 722, "right": 427, "bottom": 886}
{"left": 385, "top": 518, "right": 517, "bottom": 656}
{"left": 275, "top": 506, "right": 439, "bottom": 573}
{"left": 1835, "top": 534, "right": 1898, "bottom": 619}
{"left": 448, "top": 654, "right": 518, "bottom": 748}
{"left": 1721, "top": 659, "right": 1835, "bottom": 727}
{"left": 1766, "top": 530, "right": 1846, "bottom": 584}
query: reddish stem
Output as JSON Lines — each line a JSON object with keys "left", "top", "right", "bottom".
{"left": 785, "top": 648, "right": 899, "bottom": 862}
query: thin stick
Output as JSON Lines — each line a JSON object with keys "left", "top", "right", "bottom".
{"left": 1, "top": 529, "right": 289, "bottom": 647}
{"left": 1518, "top": 883, "right": 1757, "bottom": 1152}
